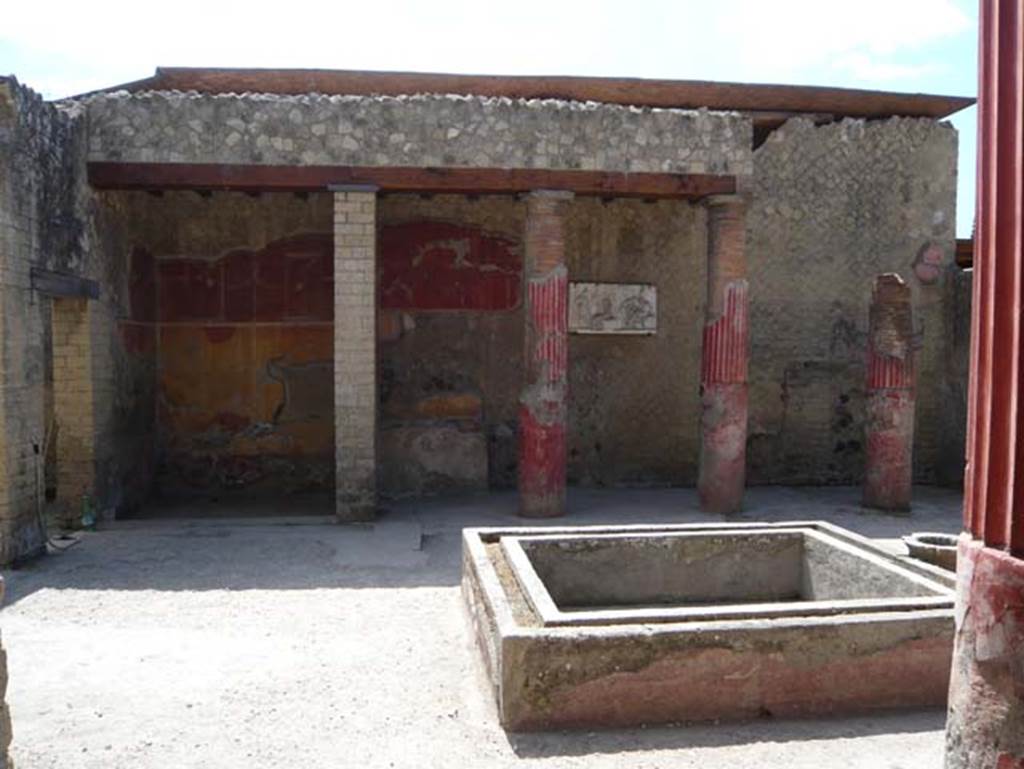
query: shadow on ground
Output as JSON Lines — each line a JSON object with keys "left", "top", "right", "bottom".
{"left": 2, "top": 485, "right": 963, "bottom": 605}
{"left": 506, "top": 708, "right": 947, "bottom": 758}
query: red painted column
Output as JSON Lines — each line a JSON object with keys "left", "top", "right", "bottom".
{"left": 946, "top": 1, "right": 1024, "bottom": 766}
{"left": 518, "top": 190, "right": 573, "bottom": 518}
{"left": 862, "top": 274, "right": 915, "bottom": 511}
{"left": 698, "top": 195, "right": 749, "bottom": 514}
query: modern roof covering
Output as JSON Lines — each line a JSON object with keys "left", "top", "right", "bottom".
{"left": 89, "top": 67, "right": 974, "bottom": 123}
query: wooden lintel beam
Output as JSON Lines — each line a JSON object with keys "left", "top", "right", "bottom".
{"left": 956, "top": 238, "right": 974, "bottom": 269}
{"left": 87, "top": 162, "right": 736, "bottom": 199}
{"left": 30, "top": 268, "right": 100, "bottom": 300}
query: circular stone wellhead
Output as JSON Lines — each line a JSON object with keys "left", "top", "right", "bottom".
{"left": 902, "top": 532, "right": 958, "bottom": 571}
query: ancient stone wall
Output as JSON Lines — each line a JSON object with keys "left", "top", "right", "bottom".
{"left": 104, "top": 191, "right": 334, "bottom": 497}
{"left": 0, "top": 77, "right": 154, "bottom": 563}
{"left": 940, "top": 268, "right": 971, "bottom": 486}
{"left": 378, "top": 194, "right": 704, "bottom": 492}
{"left": 1, "top": 75, "right": 970, "bottom": 523}
{"left": 0, "top": 578, "right": 9, "bottom": 769}
{"left": 746, "top": 117, "right": 961, "bottom": 485}
{"left": 80, "top": 91, "right": 752, "bottom": 177}
{"left": 0, "top": 77, "right": 80, "bottom": 560}
{"left": 566, "top": 198, "right": 704, "bottom": 486}
{"left": 377, "top": 194, "right": 524, "bottom": 494}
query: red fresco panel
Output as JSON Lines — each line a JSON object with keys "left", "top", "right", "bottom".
{"left": 380, "top": 221, "right": 521, "bottom": 311}
{"left": 223, "top": 250, "right": 256, "bottom": 322}
{"left": 158, "top": 259, "right": 223, "bottom": 321}
{"left": 159, "top": 234, "right": 333, "bottom": 323}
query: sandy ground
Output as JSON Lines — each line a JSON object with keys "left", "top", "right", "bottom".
{"left": 2, "top": 486, "right": 961, "bottom": 768}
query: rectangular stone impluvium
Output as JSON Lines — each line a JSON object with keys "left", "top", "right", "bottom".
{"left": 501, "top": 527, "right": 952, "bottom": 627}
{"left": 462, "top": 521, "right": 956, "bottom": 731}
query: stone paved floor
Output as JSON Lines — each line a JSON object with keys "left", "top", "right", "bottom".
{"left": 2, "top": 486, "right": 961, "bottom": 768}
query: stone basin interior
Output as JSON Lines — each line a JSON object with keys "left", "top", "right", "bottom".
{"left": 505, "top": 528, "right": 951, "bottom": 623}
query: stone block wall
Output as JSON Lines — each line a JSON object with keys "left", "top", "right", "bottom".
{"left": 0, "top": 77, "right": 86, "bottom": 561}
{"left": 746, "top": 116, "right": 962, "bottom": 485}
{"left": 51, "top": 298, "right": 115, "bottom": 525}
{"left": 81, "top": 91, "right": 752, "bottom": 177}
{"left": 0, "top": 76, "right": 154, "bottom": 563}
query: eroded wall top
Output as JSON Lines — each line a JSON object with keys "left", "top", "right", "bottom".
{"left": 746, "top": 115, "right": 960, "bottom": 486}
{"left": 79, "top": 91, "right": 753, "bottom": 177}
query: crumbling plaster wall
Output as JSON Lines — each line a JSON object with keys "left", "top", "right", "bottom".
{"left": 82, "top": 91, "right": 752, "bottom": 176}
{"left": 105, "top": 190, "right": 335, "bottom": 497}
{"left": 565, "top": 198, "right": 704, "bottom": 486}
{"left": 76, "top": 88, "right": 751, "bottom": 496}
{"left": 378, "top": 194, "right": 704, "bottom": 492}
{"left": 746, "top": 116, "right": 963, "bottom": 486}
{"left": 0, "top": 77, "right": 153, "bottom": 563}
{"left": 377, "top": 195, "right": 524, "bottom": 493}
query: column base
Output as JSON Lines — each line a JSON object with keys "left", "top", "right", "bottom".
{"left": 946, "top": 536, "right": 1024, "bottom": 769}
{"left": 517, "top": 405, "right": 566, "bottom": 519}
{"left": 335, "top": 490, "right": 377, "bottom": 523}
{"left": 863, "top": 390, "right": 914, "bottom": 512}
{"left": 698, "top": 382, "right": 747, "bottom": 514}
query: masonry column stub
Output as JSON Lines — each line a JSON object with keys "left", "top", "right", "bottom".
{"left": 862, "top": 273, "right": 915, "bottom": 511}
{"left": 698, "top": 193, "right": 749, "bottom": 514}
{"left": 518, "top": 190, "right": 573, "bottom": 518}
{"left": 333, "top": 185, "right": 378, "bottom": 521}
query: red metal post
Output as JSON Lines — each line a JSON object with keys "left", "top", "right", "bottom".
{"left": 698, "top": 195, "right": 749, "bottom": 514}
{"left": 518, "top": 190, "right": 572, "bottom": 518}
{"left": 946, "top": 1, "right": 1024, "bottom": 766}
{"left": 862, "top": 274, "right": 915, "bottom": 511}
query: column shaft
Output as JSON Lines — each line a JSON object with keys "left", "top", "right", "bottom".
{"left": 333, "top": 187, "right": 378, "bottom": 521}
{"left": 862, "top": 274, "right": 915, "bottom": 511}
{"left": 946, "top": 1, "right": 1024, "bottom": 766}
{"left": 518, "top": 190, "right": 572, "bottom": 518}
{"left": 698, "top": 195, "right": 749, "bottom": 514}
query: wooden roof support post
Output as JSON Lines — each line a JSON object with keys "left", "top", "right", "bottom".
{"left": 946, "top": 2, "right": 1024, "bottom": 767}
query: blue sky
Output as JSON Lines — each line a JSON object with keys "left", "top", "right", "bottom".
{"left": 0, "top": 0, "right": 978, "bottom": 235}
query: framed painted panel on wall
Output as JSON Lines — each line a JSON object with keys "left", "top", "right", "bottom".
{"left": 568, "top": 282, "right": 657, "bottom": 335}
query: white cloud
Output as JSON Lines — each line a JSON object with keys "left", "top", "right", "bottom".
{"left": 830, "top": 53, "right": 939, "bottom": 82}
{"left": 718, "top": 0, "right": 972, "bottom": 82}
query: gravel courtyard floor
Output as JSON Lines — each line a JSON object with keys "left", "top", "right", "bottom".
{"left": 2, "top": 486, "right": 961, "bottom": 768}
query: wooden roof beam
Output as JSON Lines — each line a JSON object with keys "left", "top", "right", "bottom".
{"left": 80, "top": 67, "right": 974, "bottom": 121}
{"left": 87, "top": 162, "right": 737, "bottom": 199}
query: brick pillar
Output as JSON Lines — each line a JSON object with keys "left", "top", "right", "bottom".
{"left": 862, "top": 274, "right": 915, "bottom": 511}
{"left": 946, "top": 1, "right": 1024, "bottom": 766}
{"left": 51, "top": 297, "right": 112, "bottom": 526}
{"left": 333, "top": 186, "right": 378, "bottom": 521}
{"left": 518, "top": 190, "right": 572, "bottom": 518}
{"left": 698, "top": 195, "right": 749, "bottom": 514}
